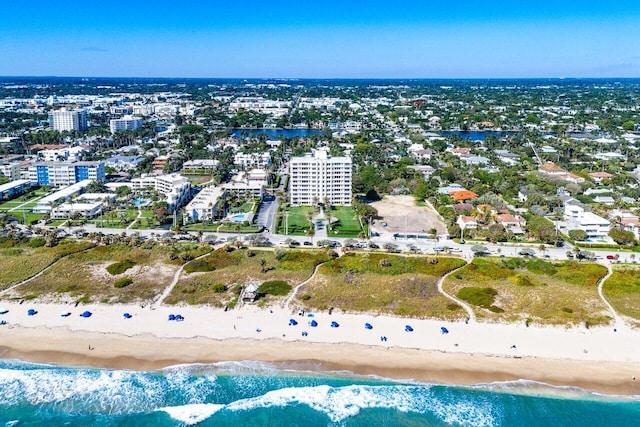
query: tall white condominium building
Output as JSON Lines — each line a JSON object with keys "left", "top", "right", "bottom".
{"left": 110, "top": 116, "right": 143, "bottom": 134}
{"left": 289, "top": 149, "right": 352, "bottom": 206}
{"left": 48, "top": 109, "right": 88, "bottom": 132}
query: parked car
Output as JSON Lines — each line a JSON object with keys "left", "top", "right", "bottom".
{"left": 606, "top": 255, "right": 616, "bottom": 260}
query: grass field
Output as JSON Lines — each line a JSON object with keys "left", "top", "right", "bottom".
{"left": 277, "top": 206, "right": 315, "bottom": 235}
{"left": 442, "top": 258, "right": 610, "bottom": 326}
{"left": 297, "top": 253, "right": 467, "bottom": 319}
{"left": 0, "top": 239, "right": 95, "bottom": 291}
{"left": 167, "top": 248, "right": 333, "bottom": 306}
{"left": 8, "top": 243, "right": 211, "bottom": 304}
{"left": 602, "top": 267, "right": 640, "bottom": 323}
{"left": 326, "top": 206, "right": 364, "bottom": 238}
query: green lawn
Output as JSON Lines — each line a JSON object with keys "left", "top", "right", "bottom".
{"left": 277, "top": 206, "right": 315, "bottom": 235}
{"left": 327, "top": 206, "right": 364, "bottom": 237}
{"left": 298, "top": 253, "right": 467, "bottom": 319}
{"left": 443, "top": 258, "right": 610, "bottom": 326}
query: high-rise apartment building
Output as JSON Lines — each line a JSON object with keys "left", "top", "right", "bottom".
{"left": 48, "top": 109, "right": 88, "bottom": 132}
{"left": 289, "top": 149, "right": 352, "bottom": 206}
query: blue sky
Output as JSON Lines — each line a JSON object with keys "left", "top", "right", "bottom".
{"left": 1, "top": 1, "right": 639, "bottom": 78}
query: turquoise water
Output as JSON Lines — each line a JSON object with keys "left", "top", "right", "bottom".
{"left": 1, "top": 359, "right": 639, "bottom": 426}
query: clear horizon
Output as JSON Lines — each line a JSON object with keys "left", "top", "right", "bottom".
{"left": 2, "top": 1, "right": 640, "bottom": 79}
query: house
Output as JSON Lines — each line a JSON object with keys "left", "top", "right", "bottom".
{"left": 518, "top": 187, "right": 542, "bottom": 203}
{"left": 495, "top": 213, "right": 526, "bottom": 234}
{"left": 593, "top": 196, "right": 615, "bottom": 206}
{"left": 539, "top": 162, "right": 566, "bottom": 176}
{"left": 495, "top": 150, "right": 520, "bottom": 165}
{"left": 449, "top": 190, "right": 479, "bottom": 202}
{"left": 588, "top": 171, "right": 613, "bottom": 183}
{"left": 457, "top": 215, "right": 478, "bottom": 229}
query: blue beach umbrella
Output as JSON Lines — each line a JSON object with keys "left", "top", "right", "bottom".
{"left": 80, "top": 311, "right": 92, "bottom": 318}
{"left": 289, "top": 319, "right": 298, "bottom": 326}
{"left": 27, "top": 309, "right": 37, "bottom": 316}
{"left": 168, "top": 314, "right": 176, "bottom": 321}
{"left": 123, "top": 313, "right": 132, "bottom": 319}
{"left": 310, "top": 319, "right": 318, "bottom": 327}
{"left": 405, "top": 325, "right": 413, "bottom": 332}
{"left": 441, "top": 327, "right": 449, "bottom": 334}
{"left": 331, "top": 321, "right": 339, "bottom": 328}
{"left": 365, "top": 323, "right": 373, "bottom": 330}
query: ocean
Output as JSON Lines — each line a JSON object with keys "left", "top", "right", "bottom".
{"left": 0, "top": 360, "right": 638, "bottom": 426}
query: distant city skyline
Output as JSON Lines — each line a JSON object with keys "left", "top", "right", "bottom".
{"left": 2, "top": 1, "right": 639, "bottom": 78}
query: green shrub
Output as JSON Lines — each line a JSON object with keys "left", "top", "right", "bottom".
{"left": 27, "top": 237, "right": 46, "bottom": 248}
{"left": 114, "top": 278, "right": 133, "bottom": 288}
{"left": 1, "top": 248, "right": 23, "bottom": 256}
{"left": 258, "top": 280, "right": 292, "bottom": 296}
{"left": 213, "top": 283, "right": 227, "bottom": 293}
{"left": 526, "top": 259, "right": 557, "bottom": 275}
{"left": 184, "top": 259, "right": 215, "bottom": 273}
{"left": 301, "top": 293, "right": 312, "bottom": 300}
{"left": 106, "top": 259, "right": 136, "bottom": 275}
{"left": 457, "top": 286, "right": 498, "bottom": 309}
{"left": 516, "top": 275, "right": 535, "bottom": 287}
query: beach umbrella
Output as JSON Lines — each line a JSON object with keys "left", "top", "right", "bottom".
{"left": 405, "top": 325, "right": 413, "bottom": 332}
{"left": 365, "top": 323, "right": 373, "bottom": 330}
{"left": 168, "top": 314, "right": 176, "bottom": 321}
{"left": 175, "top": 314, "right": 184, "bottom": 321}
{"left": 60, "top": 311, "right": 71, "bottom": 317}
{"left": 289, "top": 319, "right": 298, "bottom": 326}
{"left": 310, "top": 319, "right": 318, "bottom": 327}
{"left": 123, "top": 313, "right": 132, "bottom": 319}
{"left": 80, "top": 311, "right": 92, "bottom": 318}
{"left": 440, "top": 327, "right": 449, "bottom": 334}
{"left": 27, "top": 309, "right": 37, "bottom": 316}
{"left": 331, "top": 321, "right": 339, "bottom": 328}
{"left": 0, "top": 308, "right": 8, "bottom": 315}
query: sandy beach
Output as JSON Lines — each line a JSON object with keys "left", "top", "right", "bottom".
{"left": 1, "top": 301, "right": 639, "bottom": 395}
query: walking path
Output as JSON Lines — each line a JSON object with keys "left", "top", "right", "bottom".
{"left": 436, "top": 261, "right": 476, "bottom": 323}
{"left": 0, "top": 245, "right": 96, "bottom": 297}
{"left": 126, "top": 209, "right": 143, "bottom": 230}
{"left": 284, "top": 260, "right": 330, "bottom": 310}
{"left": 151, "top": 250, "right": 213, "bottom": 308}
{"left": 8, "top": 195, "right": 42, "bottom": 213}
{"left": 597, "top": 263, "right": 625, "bottom": 330}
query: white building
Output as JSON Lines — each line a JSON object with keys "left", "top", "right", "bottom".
{"left": 51, "top": 201, "right": 103, "bottom": 219}
{"left": 131, "top": 173, "right": 191, "bottom": 212}
{"left": 184, "top": 186, "right": 225, "bottom": 222}
{"left": 564, "top": 201, "right": 610, "bottom": 239}
{"left": 110, "top": 116, "right": 143, "bottom": 134}
{"left": 289, "top": 149, "right": 352, "bottom": 206}
{"left": 33, "top": 180, "right": 92, "bottom": 213}
{"left": 0, "top": 162, "right": 22, "bottom": 181}
{"left": 234, "top": 152, "right": 272, "bottom": 169}
{"left": 48, "top": 109, "right": 88, "bottom": 132}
